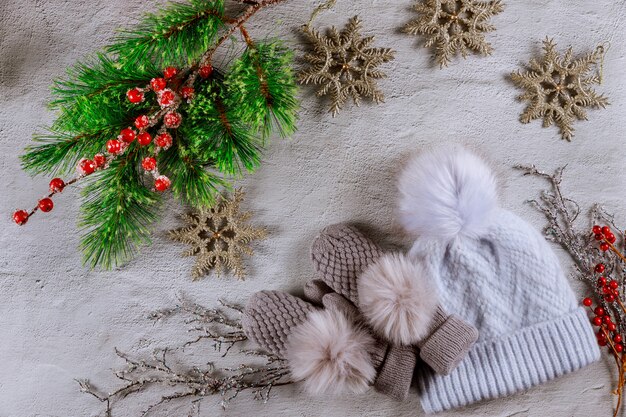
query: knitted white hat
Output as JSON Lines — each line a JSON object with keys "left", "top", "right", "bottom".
{"left": 398, "top": 147, "right": 600, "bottom": 413}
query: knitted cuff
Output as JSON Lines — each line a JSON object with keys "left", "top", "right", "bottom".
{"left": 373, "top": 345, "right": 418, "bottom": 401}
{"left": 419, "top": 313, "right": 479, "bottom": 375}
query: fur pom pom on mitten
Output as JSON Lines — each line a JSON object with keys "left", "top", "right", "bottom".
{"left": 311, "top": 223, "right": 478, "bottom": 375}
{"left": 243, "top": 290, "right": 379, "bottom": 395}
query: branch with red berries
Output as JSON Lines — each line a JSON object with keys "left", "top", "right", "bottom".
{"left": 16, "top": 0, "right": 298, "bottom": 269}
{"left": 518, "top": 164, "right": 626, "bottom": 417}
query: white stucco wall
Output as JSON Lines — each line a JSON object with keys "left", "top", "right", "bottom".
{"left": 1, "top": 0, "right": 626, "bottom": 416}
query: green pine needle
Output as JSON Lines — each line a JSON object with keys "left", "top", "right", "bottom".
{"left": 22, "top": 127, "right": 118, "bottom": 177}
{"left": 80, "top": 147, "right": 161, "bottom": 269}
{"left": 159, "top": 133, "right": 226, "bottom": 208}
{"left": 225, "top": 40, "right": 298, "bottom": 139}
{"left": 183, "top": 77, "right": 262, "bottom": 175}
{"left": 107, "top": 0, "right": 226, "bottom": 66}
{"left": 51, "top": 53, "right": 160, "bottom": 108}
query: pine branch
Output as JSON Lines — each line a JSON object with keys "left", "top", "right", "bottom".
{"left": 80, "top": 146, "right": 161, "bottom": 269}
{"left": 158, "top": 134, "right": 226, "bottom": 208}
{"left": 225, "top": 40, "right": 298, "bottom": 139}
{"left": 16, "top": 0, "right": 297, "bottom": 270}
{"left": 183, "top": 77, "right": 262, "bottom": 175}
{"left": 51, "top": 53, "right": 161, "bottom": 108}
{"left": 108, "top": 0, "right": 227, "bottom": 66}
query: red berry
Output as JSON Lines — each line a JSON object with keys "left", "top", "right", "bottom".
{"left": 593, "top": 225, "right": 602, "bottom": 234}
{"left": 141, "top": 157, "right": 157, "bottom": 171}
{"left": 150, "top": 77, "right": 167, "bottom": 91}
{"left": 78, "top": 159, "right": 96, "bottom": 175}
{"left": 596, "top": 263, "right": 606, "bottom": 273}
{"left": 199, "top": 64, "right": 213, "bottom": 79}
{"left": 163, "top": 67, "right": 178, "bottom": 79}
{"left": 595, "top": 233, "right": 604, "bottom": 241}
{"left": 609, "top": 322, "right": 618, "bottom": 331}
{"left": 599, "top": 338, "right": 608, "bottom": 346}
{"left": 600, "top": 242, "right": 610, "bottom": 251}
{"left": 595, "top": 307, "right": 605, "bottom": 316}
{"left": 616, "top": 344, "right": 624, "bottom": 353}
{"left": 604, "top": 315, "right": 612, "bottom": 324}
{"left": 93, "top": 153, "right": 107, "bottom": 168}
{"left": 181, "top": 86, "right": 194, "bottom": 100}
{"left": 158, "top": 89, "right": 176, "bottom": 107}
{"left": 607, "top": 233, "right": 616, "bottom": 244}
{"left": 154, "top": 175, "right": 171, "bottom": 192}
{"left": 49, "top": 178, "right": 65, "bottom": 193}
{"left": 120, "top": 128, "right": 136, "bottom": 143}
{"left": 164, "top": 111, "right": 182, "bottom": 128}
{"left": 606, "top": 294, "right": 616, "bottom": 303}
{"left": 126, "top": 88, "right": 144, "bottom": 103}
{"left": 135, "top": 115, "right": 150, "bottom": 129}
{"left": 603, "top": 285, "right": 612, "bottom": 294}
{"left": 583, "top": 297, "right": 593, "bottom": 306}
{"left": 615, "top": 335, "right": 623, "bottom": 343}
{"left": 610, "top": 280, "right": 619, "bottom": 289}
{"left": 38, "top": 198, "right": 54, "bottom": 212}
{"left": 598, "top": 277, "right": 607, "bottom": 286}
{"left": 13, "top": 210, "right": 29, "bottom": 225}
{"left": 593, "top": 316, "right": 603, "bottom": 326}
{"left": 137, "top": 132, "right": 152, "bottom": 146}
{"left": 602, "top": 226, "right": 611, "bottom": 236}
{"left": 155, "top": 132, "right": 173, "bottom": 149}
{"left": 106, "top": 140, "right": 123, "bottom": 155}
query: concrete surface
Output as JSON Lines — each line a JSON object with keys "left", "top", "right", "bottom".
{"left": 1, "top": 0, "right": 626, "bottom": 416}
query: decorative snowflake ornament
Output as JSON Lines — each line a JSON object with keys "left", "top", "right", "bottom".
{"left": 511, "top": 38, "right": 609, "bottom": 141}
{"left": 168, "top": 190, "right": 267, "bottom": 280}
{"left": 299, "top": 16, "right": 395, "bottom": 116}
{"left": 405, "top": 0, "right": 504, "bottom": 68}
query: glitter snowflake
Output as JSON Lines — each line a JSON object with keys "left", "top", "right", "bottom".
{"left": 299, "top": 16, "right": 395, "bottom": 116}
{"left": 404, "top": 0, "right": 504, "bottom": 68}
{"left": 511, "top": 38, "right": 609, "bottom": 141}
{"left": 169, "top": 190, "right": 267, "bottom": 280}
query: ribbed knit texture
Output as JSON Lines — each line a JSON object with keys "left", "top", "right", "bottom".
{"left": 410, "top": 209, "right": 601, "bottom": 412}
{"left": 374, "top": 345, "right": 418, "bottom": 400}
{"left": 416, "top": 308, "right": 600, "bottom": 413}
{"left": 418, "top": 311, "right": 479, "bottom": 375}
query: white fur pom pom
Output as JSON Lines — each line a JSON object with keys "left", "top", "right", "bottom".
{"left": 398, "top": 146, "right": 498, "bottom": 241}
{"left": 286, "top": 309, "right": 376, "bottom": 395}
{"left": 358, "top": 253, "right": 438, "bottom": 345}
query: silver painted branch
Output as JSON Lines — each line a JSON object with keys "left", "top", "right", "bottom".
{"left": 78, "top": 299, "right": 292, "bottom": 416}
{"left": 517, "top": 164, "right": 626, "bottom": 329}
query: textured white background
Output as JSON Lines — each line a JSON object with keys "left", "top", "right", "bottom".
{"left": 1, "top": 0, "right": 626, "bottom": 416}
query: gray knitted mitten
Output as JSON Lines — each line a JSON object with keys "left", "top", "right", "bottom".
{"left": 311, "top": 223, "right": 479, "bottom": 375}
{"left": 243, "top": 285, "right": 415, "bottom": 399}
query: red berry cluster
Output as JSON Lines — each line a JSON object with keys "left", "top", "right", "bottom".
{"left": 583, "top": 297, "right": 623, "bottom": 351}
{"left": 121, "top": 65, "right": 201, "bottom": 192}
{"left": 12, "top": 177, "right": 68, "bottom": 225}
{"left": 580, "top": 225, "right": 626, "bottom": 353}
{"left": 13, "top": 62, "right": 213, "bottom": 226}
{"left": 593, "top": 224, "right": 616, "bottom": 252}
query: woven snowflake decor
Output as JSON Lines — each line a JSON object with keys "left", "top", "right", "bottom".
{"left": 169, "top": 189, "right": 267, "bottom": 280}
{"left": 299, "top": 16, "right": 395, "bottom": 116}
{"left": 404, "top": 0, "right": 504, "bottom": 68}
{"left": 511, "top": 38, "right": 609, "bottom": 141}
